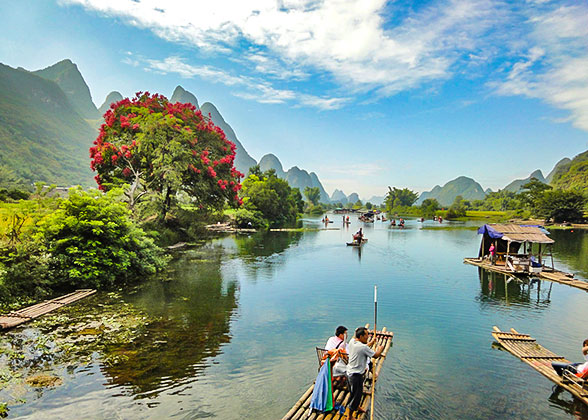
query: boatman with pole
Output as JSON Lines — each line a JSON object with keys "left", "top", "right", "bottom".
{"left": 346, "top": 286, "right": 383, "bottom": 420}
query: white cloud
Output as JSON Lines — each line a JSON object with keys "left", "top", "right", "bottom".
{"left": 65, "top": 0, "right": 588, "bottom": 131}
{"left": 64, "top": 0, "right": 501, "bottom": 94}
{"left": 495, "top": 4, "right": 588, "bottom": 130}
{"left": 145, "top": 56, "right": 347, "bottom": 109}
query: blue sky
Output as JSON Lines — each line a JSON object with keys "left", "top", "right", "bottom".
{"left": 1, "top": 0, "right": 587, "bottom": 199}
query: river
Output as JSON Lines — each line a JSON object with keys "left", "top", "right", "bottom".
{"left": 2, "top": 216, "right": 588, "bottom": 419}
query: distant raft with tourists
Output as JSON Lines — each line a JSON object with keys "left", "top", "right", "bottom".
{"left": 347, "top": 228, "right": 367, "bottom": 246}
{"left": 464, "top": 223, "right": 588, "bottom": 292}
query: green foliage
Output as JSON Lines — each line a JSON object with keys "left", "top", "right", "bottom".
{"left": 233, "top": 208, "right": 267, "bottom": 228}
{"left": 290, "top": 188, "right": 305, "bottom": 214}
{"left": 308, "top": 204, "right": 324, "bottom": 215}
{"left": 304, "top": 186, "right": 320, "bottom": 206}
{"left": 0, "top": 402, "right": 8, "bottom": 418}
{"left": 551, "top": 150, "right": 588, "bottom": 193}
{"left": 385, "top": 186, "right": 418, "bottom": 211}
{"left": 240, "top": 170, "right": 303, "bottom": 227}
{"left": 365, "top": 202, "right": 373, "bottom": 210}
{"left": 535, "top": 190, "right": 587, "bottom": 222}
{"left": 35, "top": 188, "right": 166, "bottom": 289}
{"left": 445, "top": 195, "right": 467, "bottom": 219}
{"left": 519, "top": 179, "right": 552, "bottom": 211}
{"left": 420, "top": 198, "right": 440, "bottom": 218}
{"left": 91, "top": 93, "right": 242, "bottom": 221}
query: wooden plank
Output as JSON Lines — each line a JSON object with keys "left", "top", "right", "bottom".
{"left": 492, "top": 326, "right": 588, "bottom": 408}
{"left": 0, "top": 289, "right": 96, "bottom": 330}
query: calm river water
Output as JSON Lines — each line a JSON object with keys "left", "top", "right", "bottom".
{"left": 4, "top": 216, "right": 588, "bottom": 419}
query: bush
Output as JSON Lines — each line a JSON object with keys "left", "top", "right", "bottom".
{"left": 234, "top": 208, "right": 266, "bottom": 228}
{"left": 35, "top": 187, "right": 166, "bottom": 289}
{"left": 308, "top": 204, "right": 324, "bottom": 215}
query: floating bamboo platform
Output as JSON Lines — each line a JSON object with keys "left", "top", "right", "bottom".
{"left": 282, "top": 325, "right": 393, "bottom": 420}
{"left": 492, "top": 326, "right": 588, "bottom": 406}
{"left": 0, "top": 289, "right": 96, "bottom": 330}
{"left": 464, "top": 258, "right": 588, "bottom": 292}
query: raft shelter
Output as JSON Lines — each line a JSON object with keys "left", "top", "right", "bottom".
{"left": 464, "top": 224, "right": 588, "bottom": 292}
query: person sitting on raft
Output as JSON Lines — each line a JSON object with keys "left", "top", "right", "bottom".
{"left": 346, "top": 327, "right": 384, "bottom": 420}
{"left": 325, "top": 326, "right": 349, "bottom": 377}
{"left": 552, "top": 338, "right": 588, "bottom": 377}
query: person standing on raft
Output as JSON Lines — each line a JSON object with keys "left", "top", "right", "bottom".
{"left": 346, "top": 327, "right": 383, "bottom": 420}
{"left": 353, "top": 228, "right": 363, "bottom": 244}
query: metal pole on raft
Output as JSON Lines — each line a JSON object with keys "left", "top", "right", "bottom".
{"left": 371, "top": 285, "right": 377, "bottom": 420}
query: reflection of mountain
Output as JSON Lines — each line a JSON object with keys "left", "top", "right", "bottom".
{"left": 477, "top": 268, "right": 552, "bottom": 308}
{"left": 100, "top": 246, "right": 238, "bottom": 396}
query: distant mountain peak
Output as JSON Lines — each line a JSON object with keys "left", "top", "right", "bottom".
{"left": 503, "top": 169, "right": 546, "bottom": 192}
{"left": 199, "top": 102, "right": 257, "bottom": 174}
{"left": 171, "top": 85, "right": 199, "bottom": 109}
{"left": 98, "top": 91, "right": 123, "bottom": 115}
{"left": 33, "top": 59, "right": 99, "bottom": 119}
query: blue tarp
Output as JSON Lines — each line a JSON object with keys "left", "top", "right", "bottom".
{"left": 477, "top": 224, "right": 503, "bottom": 239}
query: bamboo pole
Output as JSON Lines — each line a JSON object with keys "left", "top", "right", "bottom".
{"left": 370, "top": 286, "right": 377, "bottom": 420}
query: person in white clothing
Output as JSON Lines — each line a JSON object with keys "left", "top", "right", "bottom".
{"left": 325, "top": 326, "right": 348, "bottom": 352}
{"left": 552, "top": 338, "right": 588, "bottom": 376}
{"left": 325, "top": 326, "right": 348, "bottom": 377}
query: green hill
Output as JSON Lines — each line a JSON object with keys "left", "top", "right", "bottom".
{"left": 416, "top": 176, "right": 486, "bottom": 206}
{"left": 546, "top": 157, "right": 572, "bottom": 184}
{"left": 0, "top": 63, "right": 95, "bottom": 186}
{"left": 551, "top": 150, "right": 588, "bottom": 193}
{"left": 33, "top": 59, "right": 100, "bottom": 119}
{"left": 503, "top": 169, "right": 546, "bottom": 192}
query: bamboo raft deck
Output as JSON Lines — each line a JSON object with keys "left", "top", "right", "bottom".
{"left": 492, "top": 327, "right": 588, "bottom": 406}
{"left": 464, "top": 258, "right": 588, "bottom": 292}
{"left": 282, "top": 325, "right": 393, "bottom": 420}
{"left": 0, "top": 289, "right": 96, "bottom": 330}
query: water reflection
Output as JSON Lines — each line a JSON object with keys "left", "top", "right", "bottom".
{"left": 233, "top": 231, "right": 302, "bottom": 259}
{"left": 102, "top": 246, "right": 238, "bottom": 397}
{"left": 549, "top": 386, "right": 588, "bottom": 419}
{"left": 477, "top": 268, "right": 553, "bottom": 308}
{"left": 550, "top": 229, "right": 588, "bottom": 280}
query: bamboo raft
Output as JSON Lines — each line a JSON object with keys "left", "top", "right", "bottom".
{"left": 282, "top": 325, "right": 393, "bottom": 420}
{"left": 492, "top": 326, "right": 588, "bottom": 406}
{"left": 0, "top": 289, "right": 96, "bottom": 330}
{"left": 464, "top": 258, "right": 588, "bottom": 292}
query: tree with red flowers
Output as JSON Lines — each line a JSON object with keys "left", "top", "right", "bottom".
{"left": 90, "top": 92, "right": 243, "bottom": 220}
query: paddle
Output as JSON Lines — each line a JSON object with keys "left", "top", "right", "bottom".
{"left": 371, "top": 285, "right": 377, "bottom": 420}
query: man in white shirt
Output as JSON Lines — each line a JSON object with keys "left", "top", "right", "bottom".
{"left": 325, "top": 326, "right": 348, "bottom": 377}
{"left": 346, "top": 327, "right": 383, "bottom": 420}
{"left": 325, "top": 326, "right": 348, "bottom": 352}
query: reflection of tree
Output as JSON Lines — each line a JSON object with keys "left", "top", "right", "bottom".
{"left": 549, "top": 230, "right": 588, "bottom": 279}
{"left": 99, "top": 246, "right": 238, "bottom": 397}
{"left": 234, "top": 231, "right": 302, "bottom": 259}
{"left": 548, "top": 385, "right": 588, "bottom": 419}
{"left": 233, "top": 231, "right": 302, "bottom": 280}
{"left": 477, "top": 268, "right": 552, "bottom": 308}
